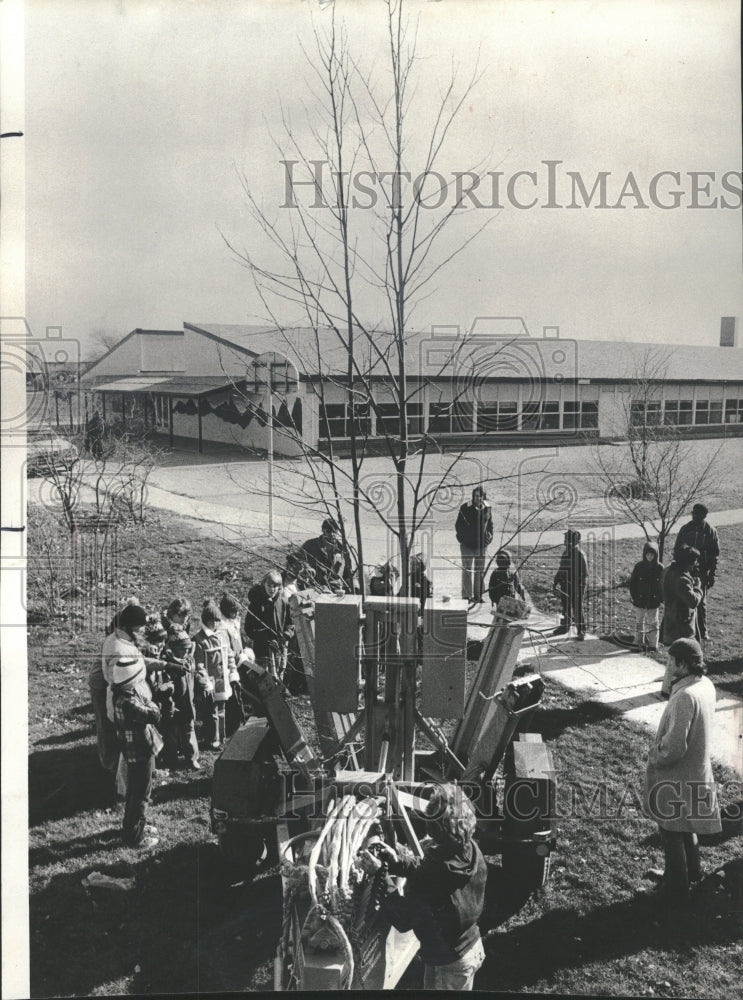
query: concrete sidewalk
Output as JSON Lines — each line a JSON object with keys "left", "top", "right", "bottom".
{"left": 467, "top": 603, "right": 743, "bottom": 777}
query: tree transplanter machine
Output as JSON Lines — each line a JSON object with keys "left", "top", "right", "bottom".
{"left": 211, "top": 593, "right": 556, "bottom": 991}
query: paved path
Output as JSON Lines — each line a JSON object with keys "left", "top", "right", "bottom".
{"left": 28, "top": 456, "right": 743, "bottom": 602}
{"left": 467, "top": 603, "right": 743, "bottom": 778}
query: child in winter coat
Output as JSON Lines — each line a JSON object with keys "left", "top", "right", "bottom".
{"left": 368, "top": 559, "right": 401, "bottom": 597}
{"left": 160, "top": 597, "right": 201, "bottom": 771}
{"left": 218, "top": 592, "right": 255, "bottom": 737}
{"left": 193, "top": 599, "right": 238, "bottom": 750}
{"left": 111, "top": 655, "right": 162, "bottom": 849}
{"left": 408, "top": 553, "right": 433, "bottom": 614}
{"left": 488, "top": 549, "right": 526, "bottom": 608}
{"left": 629, "top": 542, "right": 664, "bottom": 651}
{"left": 553, "top": 529, "right": 588, "bottom": 639}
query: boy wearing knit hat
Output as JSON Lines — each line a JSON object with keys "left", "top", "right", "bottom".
{"left": 111, "top": 653, "right": 162, "bottom": 849}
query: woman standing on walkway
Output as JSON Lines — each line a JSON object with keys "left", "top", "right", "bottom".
{"left": 643, "top": 637, "right": 720, "bottom": 905}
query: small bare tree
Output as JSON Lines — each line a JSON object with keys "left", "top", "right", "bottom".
{"left": 593, "top": 348, "right": 724, "bottom": 560}
{"left": 224, "top": 0, "right": 565, "bottom": 593}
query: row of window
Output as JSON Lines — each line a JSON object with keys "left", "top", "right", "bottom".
{"left": 320, "top": 399, "right": 599, "bottom": 439}
{"left": 631, "top": 398, "right": 743, "bottom": 427}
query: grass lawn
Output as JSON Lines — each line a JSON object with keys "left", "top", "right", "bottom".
{"left": 27, "top": 507, "right": 743, "bottom": 997}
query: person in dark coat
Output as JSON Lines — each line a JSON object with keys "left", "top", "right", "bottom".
{"left": 660, "top": 545, "right": 703, "bottom": 695}
{"left": 359, "top": 783, "right": 487, "bottom": 991}
{"left": 455, "top": 487, "right": 494, "bottom": 603}
{"left": 553, "top": 529, "right": 588, "bottom": 639}
{"left": 672, "top": 504, "right": 720, "bottom": 641}
{"left": 244, "top": 570, "right": 294, "bottom": 679}
{"left": 300, "top": 517, "right": 349, "bottom": 592}
{"left": 629, "top": 541, "right": 664, "bottom": 651}
{"left": 368, "top": 559, "right": 401, "bottom": 597}
{"left": 84, "top": 409, "right": 104, "bottom": 458}
{"left": 408, "top": 553, "right": 433, "bottom": 614}
{"left": 487, "top": 548, "right": 525, "bottom": 608}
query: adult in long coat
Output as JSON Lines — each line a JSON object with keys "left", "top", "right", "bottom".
{"left": 660, "top": 545, "right": 703, "bottom": 695}
{"left": 644, "top": 638, "right": 721, "bottom": 903}
{"left": 645, "top": 639, "right": 722, "bottom": 902}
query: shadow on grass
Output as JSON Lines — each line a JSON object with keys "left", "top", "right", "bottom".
{"left": 34, "top": 728, "right": 92, "bottom": 748}
{"left": 154, "top": 776, "right": 212, "bottom": 804}
{"left": 64, "top": 702, "right": 94, "bottom": 719}
{"left": 30, "top": 840, "right": 281, "bottom": 998}
{"left": 30, "top": 828, "right": 122, "bottom": 868}
{"left": 478, "top": 890, "right": 741, "bottom": 993}
{"left": 533, "top": 700, "right": 618, "bottom": 740}
{"left": 29, "top": 744, "right": 115, "bottom": 827}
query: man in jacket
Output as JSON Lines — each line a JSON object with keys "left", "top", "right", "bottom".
{"left": 672, "top": 504, "right": 720, "bottom": 641}
{"left": 455, "top": 487, "right": 494, "bottom": 603}
{"left": 629, "top": 541, "right": 664, "bottom": 651}
{"left": 643, "top": 637, "right": 721, "bottom": 904}
{"left": 553, "top": 529, "right": 588, "bottom": 639}
{"left": 300, "top": 517, "right": 349, "bottom": 591}
{"left": 359, "top": 783, "right": 487, "bottom": 990}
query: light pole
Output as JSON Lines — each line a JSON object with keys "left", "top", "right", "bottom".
{"left": 266, "top": 376, "right": 274, "bottom": 537}
{"left": 251, "top": 358, "right": 274, "bottom": 538}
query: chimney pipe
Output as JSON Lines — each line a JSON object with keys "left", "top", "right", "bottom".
{"left": 720, "top": 316, "right": 738, "bottom": 347}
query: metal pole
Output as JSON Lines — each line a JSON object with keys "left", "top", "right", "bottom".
{"left": 267, "top": 380, "right": 274, "bottom": 536}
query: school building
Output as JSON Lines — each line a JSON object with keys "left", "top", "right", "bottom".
{"left": 77, "top": 317, "right": 743, "bottom": 457}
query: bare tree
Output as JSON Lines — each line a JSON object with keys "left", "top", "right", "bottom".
{"left": 224, "top": 0, "right": 544, "bottom": 594}
{"left": 592, "top": 348, "right": 724, "bottom": 560}
{"left": 90, "top": 327, "right": 123, "bottom": 359}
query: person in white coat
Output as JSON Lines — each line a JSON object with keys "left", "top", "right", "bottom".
{"left": 643, "top": 637, "right": 721, "bottom": 904}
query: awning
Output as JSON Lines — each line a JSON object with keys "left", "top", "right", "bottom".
{"left": 87, "top": 376, "right": 248, "bottom": 397}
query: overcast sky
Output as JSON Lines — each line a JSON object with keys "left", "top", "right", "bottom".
{"left": 24, "top": 0, "right": 742, "bottom": 358}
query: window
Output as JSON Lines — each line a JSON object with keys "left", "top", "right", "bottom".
{"left": 406, "top": 402, "right": 424, "bottom": 435}
{"left": 320, "top": 403, "right": 346, "bottom": 439}
{"left": 709, "top": 401, "right": 723, "bottom": 424}
{"left": 429, "top": 400, "right": 452, "bottom": 433}
{"left": 352, "top": 400, "right": 372, "bottom": 436}
{"left": 664, "top": 400, "right": 679, "bottom": 426}
{"left": 582, "top": 401, "right": 599, "bottom": 428}
{"left": 376, "top": 402, "right": 399, "bottom": 435}
{"left": 477, "top": 401, "right": 518, "bottom": 432}
{"left": 521, "top": 402, "right": 540, "bottom": 431}
{"left": 452, "top": 401, "right": 474, "bottom": 433}
{"left": 725, "top": 399, "right": 742, "bottom": 424}
{"left": 542, "top": 400, "right": 560, "bottom": 430}
{"left": 646, "top": 401, "right": 661, "bottom": 426}
{"left": 631, "top": 400, "right": 660, "bottom": 426}
{"left": 564, "top": 400, "right": 598, "bottom": 429}
{"left": 678, "top": 400, "right": 693, "bottom": 425}
{"left": 695, "top": 400, "right": 709, "bottom": 425}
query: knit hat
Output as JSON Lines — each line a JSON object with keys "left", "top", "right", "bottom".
{"left": 692, "top": 503, "right": 709, "bottom": 518}
{"left": 564, "top": 529, "right": 581, "bottom": 545}
{"left": 118, "top": 604, "right": 148, "bottom": 630}
{"left": 668, "top": 637, "right": 704, "bottom": 673}
{"left": 111, "top": 656, "right": 146, "bottom": 689}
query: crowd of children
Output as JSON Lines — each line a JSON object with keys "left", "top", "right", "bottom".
{"left": 92, "top": 506, "right": 720, "bottom": 853}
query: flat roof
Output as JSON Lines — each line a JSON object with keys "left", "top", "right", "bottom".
{"left": 187, "top": 323, "right": 743, "bottom": 383}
